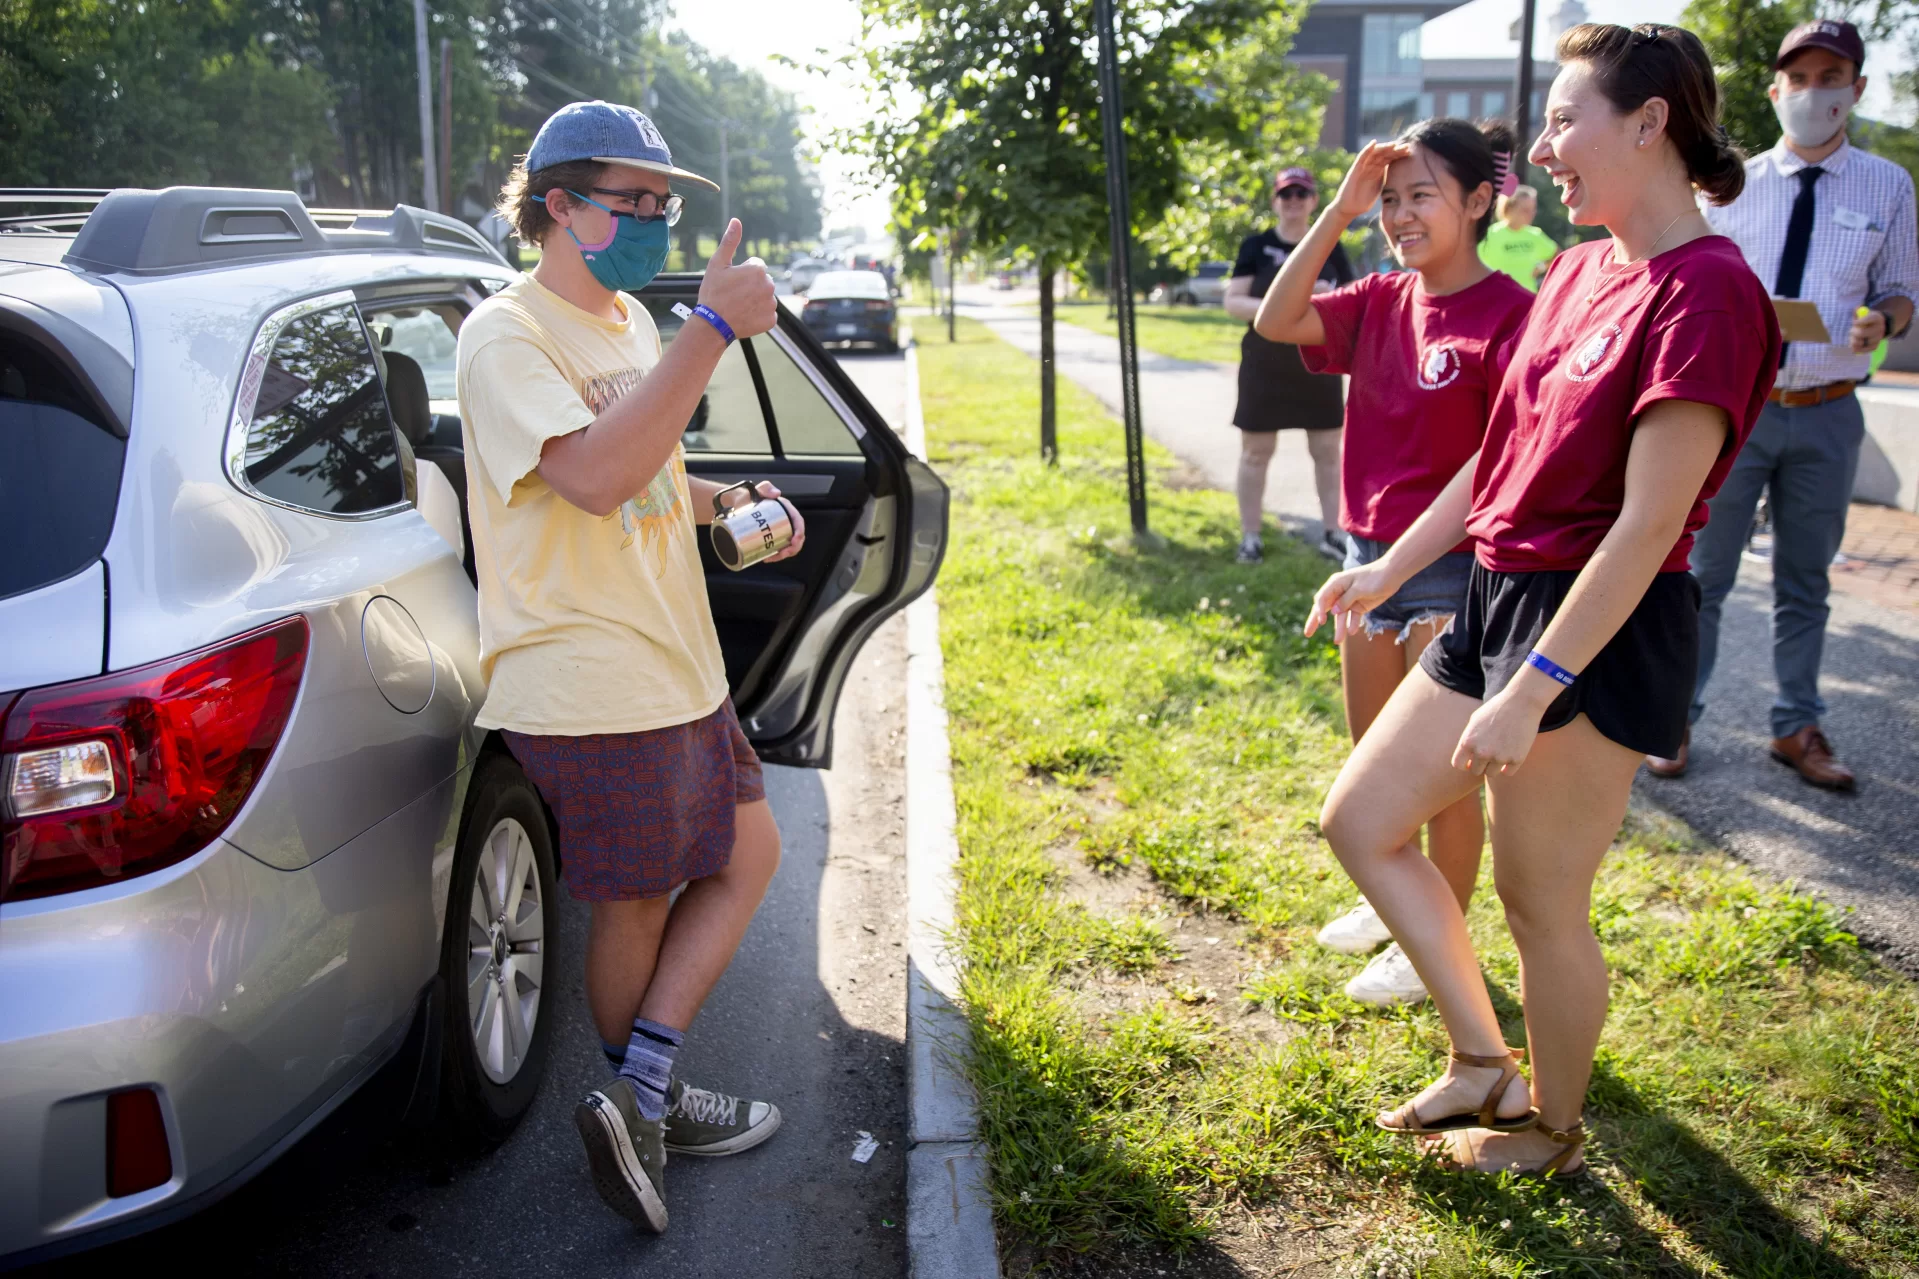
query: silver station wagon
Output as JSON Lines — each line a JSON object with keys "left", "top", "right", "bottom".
{"left": 0, "top": 186, "right": 946, "bottom": 1265}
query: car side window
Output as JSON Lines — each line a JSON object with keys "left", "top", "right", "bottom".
{"left": 241, "top": 304, "right": 404, "bottom": 515}
{"left": 754, "top": 334, "right": 865, "bottom": 456}
{"left": 640, "top": 297, "right": 772, "bottom": 455}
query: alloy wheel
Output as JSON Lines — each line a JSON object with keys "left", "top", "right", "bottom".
{"left": 466, "top": 816, "right": 546, "bottom": 1084}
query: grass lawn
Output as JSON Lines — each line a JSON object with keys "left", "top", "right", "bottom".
{"left": 1051, "top": 299, "right": 1247, "bottom": 365}
{"left": 918, "top": 316, "right": 1919, "bottom": 1277}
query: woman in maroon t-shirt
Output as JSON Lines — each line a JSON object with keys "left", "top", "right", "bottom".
{"left": 1306, "top": 24, "right": 1779, "bottom": 1179}
{"left": 1254, "top": 120, "right": 1534, "bottom": 1008}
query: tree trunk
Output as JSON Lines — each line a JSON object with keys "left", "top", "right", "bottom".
{"left": 1039, "top": 257, "right": 1057, "bottom": 465}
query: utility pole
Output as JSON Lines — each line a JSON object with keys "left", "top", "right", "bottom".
{"left": 1095, "top": 0, "right": 1148, "bottom": 537}
{"left": 1513, "top": 0, "right": 1538, "bottom": 178}
{"left": 946, "top": 235, "right": 956, "bottom": 343}
{"left": 412, "top": 0, "right": 438, "bottom": 211}
{"left": 438, "top": 37, "right": 453, "bottom": 215}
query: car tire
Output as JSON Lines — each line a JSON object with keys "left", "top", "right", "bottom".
{"left": 436, "top": 752, "right": 559, "bottom": 1154}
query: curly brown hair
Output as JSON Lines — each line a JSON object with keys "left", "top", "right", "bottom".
{"left": 496, "top": 159, "right": 607, "bottom": 248}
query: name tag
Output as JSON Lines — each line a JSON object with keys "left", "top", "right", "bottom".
{"left": 1833, "top": 206, "right": 1871, "bottom": 231}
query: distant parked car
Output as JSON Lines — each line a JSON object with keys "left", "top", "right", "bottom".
{"left": 0, "top": 186, "right": 947, "bottom": 1265}
{"left": 785, "top": 257, "right": 835, "bottom": 295}
{"left": 801, "top": 270, "right": 899, "bottom": 354}
{"left": 1168, "top": 260, "right": 1232, "bottom": 306}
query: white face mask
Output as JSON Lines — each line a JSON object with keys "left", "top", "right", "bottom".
{"left": 1774, "top": 85, "right": 1856, "bottom": 148}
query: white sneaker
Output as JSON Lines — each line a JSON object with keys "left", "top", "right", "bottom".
{"left": 1344, "top": 942, "right": 1429, "bottom": 1007}
{"left": 1315, "top": 900, "right": 1393, "bottom": 955}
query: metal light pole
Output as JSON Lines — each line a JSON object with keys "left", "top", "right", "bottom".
{"left": 412, "top": 0, "right": 439, "bottom": 211}
{"left": 1095, "top": 0, "right": 1148, "bottom": 538}
{"left": 1513, "top": 0, "right": 1538, "bottom": 172}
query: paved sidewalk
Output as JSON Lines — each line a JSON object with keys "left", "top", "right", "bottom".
{"left": 959, "top": 288, "right": 1919, "bottom": 973}
{"left": 1834, "top": 501, "right": 1919, "bottom": 613}
{"left": 956, "top": 287, "right": 1340, "bottom": 552}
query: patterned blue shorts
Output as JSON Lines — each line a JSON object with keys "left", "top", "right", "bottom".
{"left": 504, "top": 699, "right": 766, "bottom": 902}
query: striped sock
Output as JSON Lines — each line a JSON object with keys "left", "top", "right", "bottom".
{"left": 617, "top": 1017, "right": 683, "bottom": 1121}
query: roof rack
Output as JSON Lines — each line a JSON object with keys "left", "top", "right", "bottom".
{"left": 0, "top": 190, "right": 110, "bottom": 236}
{"left": 56, "top": 186, "right": 505, "bottom": 276}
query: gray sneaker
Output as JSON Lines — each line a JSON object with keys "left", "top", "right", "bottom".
{"left": 575, "top": 1078, "right": 669, "bottom": 1232}
{"left": 1235, "top": 537, "right": 1263, "bottom": 565}
{"left": 664, "top": 1078, "right": 783, "bottom": 1157}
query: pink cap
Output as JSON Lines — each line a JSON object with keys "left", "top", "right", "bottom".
{"left": 1274, "top": 167, "right": 1317, "bottom": 194}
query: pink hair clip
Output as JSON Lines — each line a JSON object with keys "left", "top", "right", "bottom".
{"left": 1493, "top": 150, "right": 1521, "bottom": 198}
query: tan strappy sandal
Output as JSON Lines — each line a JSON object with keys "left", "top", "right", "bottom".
{"left": 1376, "top": 1047, "right": 1537, "bottom": 1135}
{"left": 1434, "top": 1115, "right": 1587, "bottom": 1179}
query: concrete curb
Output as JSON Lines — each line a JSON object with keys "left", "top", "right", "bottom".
{"left": 901, "top": 331, "right": 1001, "bottom": 1279}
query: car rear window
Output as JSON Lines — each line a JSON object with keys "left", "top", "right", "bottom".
{"left": 808, "top": 271, "right": 890, "bottom": 300}
{"left": 0, "top": 335, "right": 126, "bottom": 600}
{"left": 240, "top": 304, "right": 404, "bottom": 516}
{"left": 1196, "top": 262, "right": 1230, "bottom": 279}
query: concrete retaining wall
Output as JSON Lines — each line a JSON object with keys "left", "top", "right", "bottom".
{"left": 1858, "top": 384, "right": 1919, "bottom": 512}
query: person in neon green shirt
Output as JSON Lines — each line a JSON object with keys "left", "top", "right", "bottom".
{"left": 1478, "top": 185, "right": 1558, "bottom": 292}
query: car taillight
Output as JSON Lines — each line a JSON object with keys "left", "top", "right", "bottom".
{"left": 803, "top": 301, "right": 826, "bottom": 314}
{"left": 0, "top": 616, "right": 308, "bottom": 903}
{"left": 864, "top": 300, "right": 890, "bottom": 312}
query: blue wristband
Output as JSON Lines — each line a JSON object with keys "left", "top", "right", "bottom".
{"left": 1525, "top": 649, "right": 1577, "bottom": 687}
{"left": 691, "top": 303, "right": 735, "bottom": 344}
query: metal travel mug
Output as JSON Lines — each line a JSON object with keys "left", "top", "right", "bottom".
{"left": 710, "top": 481, "right": 796, "bottom": 571}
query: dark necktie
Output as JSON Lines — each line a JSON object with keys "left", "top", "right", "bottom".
{"left": 1775, "top": 165, "right": 1823, "bottom": 364}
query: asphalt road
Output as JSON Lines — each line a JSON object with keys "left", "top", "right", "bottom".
{"left": 28, "top": 348, "right": 918, "bottom": 1279}
{"left": 964, "top": 287, "right": 1919, "bottom": 973}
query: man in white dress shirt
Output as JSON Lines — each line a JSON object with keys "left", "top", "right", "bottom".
{"left": 1650, "top": 19, "right": 1918, "bottom": 790}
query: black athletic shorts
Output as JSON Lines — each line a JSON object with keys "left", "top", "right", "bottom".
{"left": 1418, "top": 562, "right": 1700, "bottom": 759}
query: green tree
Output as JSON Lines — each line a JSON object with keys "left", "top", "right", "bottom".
{"left": 1680, "top": 0, "right": 1808, "bottom": 153}
{"left": 0, "top": 0, "right": 334, "bottom": 187}
{"left": 851, "top": 0, "right": 1277, "bottom": 461}
{"left": 1132, "top": 9, "right": 1336, "bottom": 271}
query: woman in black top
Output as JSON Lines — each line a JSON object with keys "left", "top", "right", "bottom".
{"left": 1224, "top": 165, "right": 1355, "bottom": 563}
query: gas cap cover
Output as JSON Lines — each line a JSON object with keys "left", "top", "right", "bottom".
{"left": 361, "top": 595, "right": 435, "bottom": 714}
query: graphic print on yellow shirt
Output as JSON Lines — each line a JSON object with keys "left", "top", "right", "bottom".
{"left": 455, "top": 275, "right": 728, "bottom": 737}
{"left": 578, "top": 365, "right": 686, "bottom": 569}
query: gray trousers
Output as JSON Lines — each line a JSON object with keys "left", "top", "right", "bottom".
{"left": 1690, "top": 395, "right": 1865, "bottom": 739}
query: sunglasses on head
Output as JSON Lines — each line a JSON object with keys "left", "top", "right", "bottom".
{"left": 1275, "top": 185, "right": 1314, "bottom": 201}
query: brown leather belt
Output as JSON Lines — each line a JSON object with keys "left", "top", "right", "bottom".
{"left": 1770, "top": 380, "right": 1857, "bottom": 407}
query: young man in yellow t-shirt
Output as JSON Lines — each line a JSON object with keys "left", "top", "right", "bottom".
{"left": 456, "top": 100, "right": 800, "bottom": 1234}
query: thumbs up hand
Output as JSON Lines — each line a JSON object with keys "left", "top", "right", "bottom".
{"left": 698, "top": 218, "right": 778, "bottom": 340}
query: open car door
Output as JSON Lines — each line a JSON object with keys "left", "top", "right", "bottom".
{"left": 636, "top": 275, "right": 947, "bottom": 767}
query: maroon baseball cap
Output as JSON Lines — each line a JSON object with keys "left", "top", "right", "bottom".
{"left": 1274, "top": 166, "right": 1317, "bottom": 193}
{"left": 1775, "top": 19, "right": 1865, "bottom": 71}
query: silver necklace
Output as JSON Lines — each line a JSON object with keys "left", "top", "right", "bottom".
{"left": 1589, "top": 207, "right": 1699, "bottom": 302}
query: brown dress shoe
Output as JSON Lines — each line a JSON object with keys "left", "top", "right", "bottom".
{"left": 1770, "top": 726, "right": 1856, "bottom": 792}
{"left": 1645, "top": 727, "right": 1689, "bottom": 778}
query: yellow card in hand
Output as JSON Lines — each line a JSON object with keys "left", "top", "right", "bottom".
{"left": 1772, "top": 298, "right": 1832, "bottom": 343}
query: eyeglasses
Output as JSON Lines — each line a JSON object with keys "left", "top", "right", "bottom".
{"left": 1274, "top": 186, "right": 1315, "bottom": 201}
{"left": 582, "top": 186, "right": 685, "bottom": 226}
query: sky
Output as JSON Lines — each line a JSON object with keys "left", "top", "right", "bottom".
{"left": 668, "top": 0, "right": 1912, "bottom": 248}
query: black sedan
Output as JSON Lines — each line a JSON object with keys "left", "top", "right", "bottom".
{"left": 801, "top": 270, "right": 899, "bottom": 354}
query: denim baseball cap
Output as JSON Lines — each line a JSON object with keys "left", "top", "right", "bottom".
{"left": 525, "top": 100, "right": 719, "bottom": 192}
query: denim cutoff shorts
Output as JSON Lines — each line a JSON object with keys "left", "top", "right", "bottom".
{"left": 1343, "top": 533, "right": 1474, "bottom": 640}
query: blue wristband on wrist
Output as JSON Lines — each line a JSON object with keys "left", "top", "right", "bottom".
{"left": 669, "top": 301, "right": 736, "bottom": 343}
{"left": 691, "top": 303, "right": 735, "bottom": 344}
{"left": 1525, "top": 649, "right": 1577, "bottom": 687}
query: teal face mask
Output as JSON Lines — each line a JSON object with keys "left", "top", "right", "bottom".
{"left": 551, "top": 189, "right": 671, "bottom": 291}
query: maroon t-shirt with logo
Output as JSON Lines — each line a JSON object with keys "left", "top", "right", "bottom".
{"left": 1466, "top": 236, "right": 1780, "bottom": 574}
{"left": 1302, "top": 269, "right": 1534, "bottom": 545}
